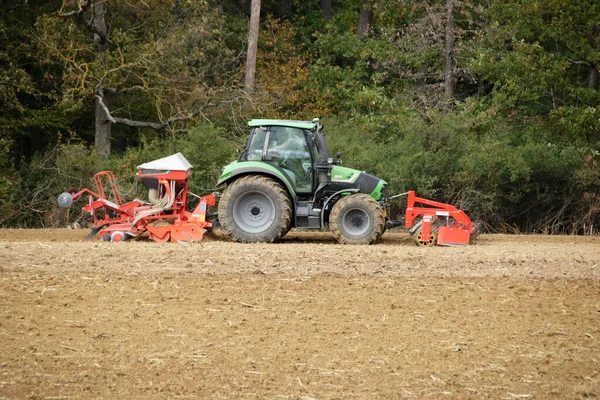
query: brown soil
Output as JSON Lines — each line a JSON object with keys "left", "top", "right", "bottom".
{"left": 1, "top": 229, "right": 599, "bottom": 399}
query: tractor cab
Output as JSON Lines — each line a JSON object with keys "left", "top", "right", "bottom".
{"left": 241, "top": 120, "right": 317, "bottom": 194}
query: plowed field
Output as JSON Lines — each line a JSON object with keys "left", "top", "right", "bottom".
{"left": 1, "top": 229, "right": 599, "bottom": 399}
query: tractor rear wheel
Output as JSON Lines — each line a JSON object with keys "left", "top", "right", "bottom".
{"left": 329, "top": 193, "right": 385, "bottom": 244}
{"left": 218, "top": 175, "right": 292, "bottom": 243}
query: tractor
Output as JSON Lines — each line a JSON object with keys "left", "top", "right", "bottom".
{"left": 217, "top": 119, "right": 386, "bottom": 244}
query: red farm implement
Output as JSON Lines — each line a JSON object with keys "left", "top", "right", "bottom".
{"left": 58, "top": 153, "right": 215, "bottom": 242}
{"left": 403, "top": 190, "right": 481, "bottom": 246}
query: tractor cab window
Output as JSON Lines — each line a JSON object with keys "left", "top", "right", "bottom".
{"left": 266, "top": 127, "right": 313, "bottom": 193}
{"left": 245, "top": 128, "right": 267, "bottom": 161}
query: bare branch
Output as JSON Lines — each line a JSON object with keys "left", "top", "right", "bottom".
{"left": 57, "top": 9, "right": 79, "bottom": 17}
{"left": 112, "top": 117, "right": 167, "bottom": 130}
{"left": 567, "top": 58, "right": 591, "bottom": 65}
{"left": 103, "top": 86, "right": 149, "bottom": 94}
{"left": 95, "top": 92, "right": 213, "bottom": 132}
{"left": 119, "top": 85, "right": 149, "bottom": 94}
{"left": 58, "top": 0, "right": 92, "bottom": 18}
{"left": 95, "top": 94, "right": 116, "bottom": 123}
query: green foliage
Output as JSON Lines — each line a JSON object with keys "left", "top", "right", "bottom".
{"left": 0, "top": 143, "right": 100, "bottom": 227}
{"left": 472, "top": 0, "right": 600, "bottom": 119}
{"left": 115, "top": 124, "right": 239, "bottom": 196}
{"left": 324, "top": 110, "right": 598, "bottom": 233}
{"left": 1, "top": 0, "right": 599, "bottom": 234}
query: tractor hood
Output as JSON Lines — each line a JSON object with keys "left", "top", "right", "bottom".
{"left": 330, "top": 165, "right": 387, "bottom": 201}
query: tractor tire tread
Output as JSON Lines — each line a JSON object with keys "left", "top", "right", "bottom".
{"left": 218, "top": 175, "right": 292, "bottom": 243}
{"left": 329, "top": 193, "right": 385, "bottom": 245}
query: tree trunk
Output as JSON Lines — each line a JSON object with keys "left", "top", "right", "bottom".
{"left": 93, "top": 0, "right": 111, "bottom": 158}
{"left": 95, "top": 88, "right": 111, "bottom": 159}
{"left": 93, "top": 0, "right": 108, "bottom": 52}
{"left": 244, "top": 0, "right": 261, "bottom": 92}
{"left": 443, "top": 0, "right": 456, "bottom": 107}
{"left": 589, "top": 62, "right": 599, "bottom": 90}
{"left": 320, "top": 0, "right": 333, "bottom": 21}
{"left": 279, "top": 0, "right": 292, "bottom": 17}
{"left": 356, "top": 0, "right": 372, "bottom": 38}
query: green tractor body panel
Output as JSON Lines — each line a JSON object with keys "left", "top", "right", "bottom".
{"left": 218, "top": 160, "right": 297, "bottom": 198}
{"left": 330, "top": 165, "right": 387, "bottom": 201}
{"left": 331, "top": 165, "right": 361, "bottom": 183}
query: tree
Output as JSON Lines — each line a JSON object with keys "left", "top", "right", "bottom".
{"left": 320, "top": 0, "right": 333, "bottom": 21}
{"left": 372, "top": 0, "right": 484, "bottom": 110}
{"left": 473, "top": 0, "right": 600, "bottom": 115}
{"left": 244, "top": 0, "right": 261, "bottom": 91}
{"left": 0, "top": 0, "right": 72, "bottom": 166}
{"left": 357, "top": 0, "right": 373, "bottom": 38}
{"left": 47, "top": 0, "right": 236, "bottom": 159}
{"left": 443, "top": 0, "right": 456, "bottom": 106}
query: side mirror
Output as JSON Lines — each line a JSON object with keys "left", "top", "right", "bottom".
{"left": 334, "top": 152, "right": 343, "bottom": 165}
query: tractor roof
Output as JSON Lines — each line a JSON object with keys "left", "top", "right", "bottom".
{"left": 248, "top": 119, "right": 317, "bottom": 130}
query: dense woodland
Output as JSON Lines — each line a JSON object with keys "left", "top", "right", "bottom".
{"left": 1, "top": 0, "right": 599, "bottom": 233}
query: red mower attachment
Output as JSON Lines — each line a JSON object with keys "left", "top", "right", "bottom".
{"left": 404, "top": 190, "right": 481, "bottom": 246}
{"left": 58, "top": 153, "right": 215, "bottom": 243}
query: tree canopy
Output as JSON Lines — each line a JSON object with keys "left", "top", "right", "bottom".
{"left": 0, "top": 0, "right": 599, "bottom": 233}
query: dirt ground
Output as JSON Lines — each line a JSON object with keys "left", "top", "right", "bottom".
{"left": 1, "top": 229, "right": 599, "bottom": 399}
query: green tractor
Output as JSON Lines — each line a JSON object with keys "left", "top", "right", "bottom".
{"left": 217, "top": 119, "right": 387, "bottom": 244}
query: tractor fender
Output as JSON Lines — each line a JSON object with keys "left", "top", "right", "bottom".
{"left": 218, "top": 166, "right": 297, "bottom": 208}
{"left": 320, "top": 188, "right": 360, "bottom": 228}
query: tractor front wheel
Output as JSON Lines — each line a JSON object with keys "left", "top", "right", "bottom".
{"left": 329, "top": 193, "right": 385, "bottom": 244}
{"left": 218, "top": 175, "right": 292, "bottom": 243}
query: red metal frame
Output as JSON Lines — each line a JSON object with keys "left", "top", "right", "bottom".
{"left": 68, "top": 168, "right": 215, "bottom": 243}
{"left": 404, "top": 190, "right": 479, "bottom": 246}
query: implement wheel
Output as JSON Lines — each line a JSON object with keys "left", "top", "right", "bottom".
{"left": 416, "top": 231, "right": 437, "bottom": 246}
{"left": 218, "top": 175, "right": 292, "bottom": 243}
{"left": 413, "top": 218, "right": 441, "bottom": 246}
{"left": 329, "top": 193, "right": 385, "bottom": 244}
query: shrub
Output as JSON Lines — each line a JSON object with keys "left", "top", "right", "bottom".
{"left": 0, "top": 123, "right": 239, "bottom": 228}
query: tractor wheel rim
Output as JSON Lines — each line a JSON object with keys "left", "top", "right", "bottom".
{"left": 341, "top": 208, "right": 370, "bottom": 236}
{"left": 233, "top": 191, "right": 276, "bottom": 233}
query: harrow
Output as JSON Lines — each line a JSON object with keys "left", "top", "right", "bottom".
{"left": 403, "top": 190, "right": 481, "bottom": 246}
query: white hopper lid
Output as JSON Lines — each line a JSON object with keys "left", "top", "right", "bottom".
{"left": 137, "top": 153, "right": 193, "bottom": 172}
